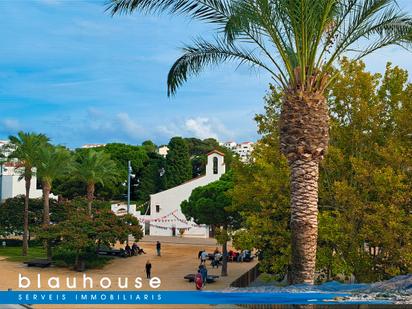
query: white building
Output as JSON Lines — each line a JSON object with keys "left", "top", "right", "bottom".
{"left": 157, "top": 145, "right": 169, "bottom": 158}
{"left": 221, "top": 141, "right": 255, "bottom": 162}
{"left": 81, "top": 143, "right": 106, "bottom": 149}
{"left": 0, "top": 140, "right": 55, "bottom": 202}
{"left": 235, "top": 142, "right": 254, "bottom": 162}
{"left": 222, "top": 141, "right": 237, "bottom": 150}
{"left": 0, "top": 162, "right": 43, "bottom": 202}
{"left": 112, "top": 150, "right": 226, "bottom": 238}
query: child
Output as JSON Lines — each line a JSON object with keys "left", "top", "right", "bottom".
{"left": 195, "top": 270, "right": 203, "bottom": 290}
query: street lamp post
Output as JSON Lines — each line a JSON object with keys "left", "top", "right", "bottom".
{"left": 127, "top": 160, "right": 131, "bottom": 214}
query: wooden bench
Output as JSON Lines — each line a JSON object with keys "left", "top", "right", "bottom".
{"left": 184, "top": 274, "right": 219, "bottom": 283}
{"left": 98, "top": 248, "right": 127, "bottom": 257}
{"left": 24, "top": 259, "right": 52, "bottom": 268}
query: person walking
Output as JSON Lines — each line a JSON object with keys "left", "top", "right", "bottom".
{"left": 145, "top": 260, "right": 152, "bottom": 279}
{"left": 200, "top": 264, "right": 208, "bottom": 287}
{"left": 156, "top": 241, "right": 161, "bottom": 256}
{"left": 200, "top": 250, "right": 208, "bottom": 265}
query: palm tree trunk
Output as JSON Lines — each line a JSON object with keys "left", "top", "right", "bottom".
{"left": 290, "top": 159, "right": 319, "bottom": 284}
{"left": 280, "top": 89, "right": 329, "bottom": 284}
{"left": 86, "top": 183, "right": 95, "bottom": 216}
{"left": 22, "top": 176, "right": 31, "bottom": 256}
{"left": 42, "top": 181, "right": 52, "bottom": 260}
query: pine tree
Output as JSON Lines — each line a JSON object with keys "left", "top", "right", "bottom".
{"left": 165, "top": 137, "right": 192, "bottom": 188}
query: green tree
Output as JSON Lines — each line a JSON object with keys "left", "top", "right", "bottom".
{"left": 36, "top": 145, "right": 72, "bottom": 259}
{"left": 7, "top": 132, "right": 49, "bottom": 256}
{"left": 184, "top": 138, "right": 234, "bottom": 176}
{"left": 165, "top": 137, "right": 192, "bottom": 188}
{"left": 72, "top": 150, "right": 119, "bottom": 215}
{"left": 232, "top": 87, "right": 291, "bottom": 276}
{"left": 138, "top": 152, "right": 166, "bottom": 202}
{"left": 0, "top": 196, "right": 64, "bottom": 238}
{"left": 234, "top": 60, "right": 412, "bottom": 282}
{"left": 181, "top": 172, "right": 240, "bottom": 276}
{"left": 41, "top": 199, "right": 143, "bottom": 270}
{"left": 316, "top": 59, "right": 412, "bottom": 282}
{"left": 142, "top": 140, "right": 157, "bottom": 153}
{"left": 109, "top": 0, "right": 412, "bottom": 283}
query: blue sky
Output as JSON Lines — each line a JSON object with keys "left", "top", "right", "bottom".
{"left": 1, "top": 0, "right": 412, "bottom": 148}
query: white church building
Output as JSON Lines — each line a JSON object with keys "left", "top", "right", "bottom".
{"left": 112, "top": 150, "right": 226, "bottom": 238}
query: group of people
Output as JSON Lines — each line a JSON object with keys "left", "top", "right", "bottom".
{"left": 198, "top": 247, "right": 252, "bottom": 267}
{"left": 198, "top": 247, "right": 222, "bottom": 268}
{"left": 124, "top": 242, "right": 147, "bottom": 256}
{"left": 228, "top": 249, "right": 251, "bottom": 262}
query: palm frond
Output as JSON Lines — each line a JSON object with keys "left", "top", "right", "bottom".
{"left": 167, "top": 37, "right": 279, "bottom": 96}
{"left": 324, "top": 0, "right": 412, "bottom": 70}
{"left": 107, "top": 0, "right": 232, "bottom": 25}
{"left": 110, "top": 0, "right": 412, "bottom": 93}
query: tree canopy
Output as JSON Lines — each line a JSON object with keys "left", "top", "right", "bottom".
{"left": 232, "top": 59, "right": 412, "bottom": 282}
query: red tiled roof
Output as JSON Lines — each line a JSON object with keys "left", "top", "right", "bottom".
{"left": 207, "top": 149, "right": 225, "bottom": 156}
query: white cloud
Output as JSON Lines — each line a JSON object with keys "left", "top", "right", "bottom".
{"left": 1, "top": 118, "right": 21, "bottom": 131}
{"left": 156, "top": 117, "right": 232, "bottom": 141}
{"left": 184, "top": 117, "right": 218, "bottom": 140}
{"left": 116, "top": 112, "right": 144, "bottom": 140}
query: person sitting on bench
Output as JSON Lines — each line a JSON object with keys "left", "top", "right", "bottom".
{"left": 138, "top": 247, "right": 146, "bottom": 254}
{"left": 125, "top": 244, "right": 132, "bottom": 256}
{"left": 132, "top": 243, "right": 138, "bottom": 255}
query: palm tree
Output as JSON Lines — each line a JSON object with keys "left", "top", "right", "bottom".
{"left": 108, "top": 0, "right": 412, "bottom": 283}
{"left": 73, "top": 150, "right": 119, "bottom": 215}
{"left": 8, "top": 131, "right": 49, "bottom": 256}
{"left": 36, "top": 145, "right": 72, "bottom": 259}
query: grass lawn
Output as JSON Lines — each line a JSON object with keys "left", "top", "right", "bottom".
{"left": 0, "top": 246, "right": 46, "bottom": 262}
{"left": 0, "top": 246, "right": 112, "bottom": 269}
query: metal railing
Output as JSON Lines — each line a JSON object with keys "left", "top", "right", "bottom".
{"left": 230, "top": 263, "right": 261, "bottom": 288}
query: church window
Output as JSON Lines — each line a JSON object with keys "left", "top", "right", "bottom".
{"left": 213, "top": 157, "right": 218, "bottom": 174}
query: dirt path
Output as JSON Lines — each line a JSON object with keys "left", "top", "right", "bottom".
{"left": 0, "top": 241, "right": 257, "bottom": 309}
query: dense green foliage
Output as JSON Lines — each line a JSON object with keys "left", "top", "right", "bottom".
{"left": 181, "top": 172, "right": 240, "bottom": 227}
{"left": 38, "top": 199, "right": 143, "bottom": 270}
{"left": 137, "top": 152, "right": 166, "bottom": 202}
{"left": 232, "top": 60, "right": 412, "bottom": 282}
{"left": 181, "top": 171, "right": 241, "bottom": 276}
{"left": 52, "top": 139, "right": 226, "bottom": 203}
{"left": 317, "top": 59, "right": 412, "bottom": 282}
{"left": 0, "top": 196, "right": 65, "bottom": 237}
{"left": 165, "top": 137, "right": 192, "bottom": 188}
{"left": 231, "top": 88, "right": 291, "bottom": 277}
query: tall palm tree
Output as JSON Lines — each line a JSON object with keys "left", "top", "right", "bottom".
{"left": 36, "top": 145, "right": 72, "bottom": 259}
{"left": 108, "top": 0, "right": 412, "bottom": 283}
{"left": 8, "top": 132, "right": 49, "bottom": 256}
{"left": 73, "top": 150, "right": 119, "bottom": 215}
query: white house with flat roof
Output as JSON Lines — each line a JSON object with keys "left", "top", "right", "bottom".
{"left": 0, "top": 162, "right": 44, "bottom": 202}
{"left": 0, "top": 140, "right": 56, "bottom": 202}
{"left": 220, "top": 141, "right": 255, "bottom": 162}
{"left": 112, "top": 150, "right": 226, "bottom": 238}
{"left": 157, "top": 145, "right": 169, "bottom": 158}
